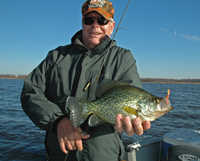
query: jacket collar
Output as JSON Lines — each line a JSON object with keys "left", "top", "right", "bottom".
{"left": 71, "top": 30, "right": 116, "bottom": 55}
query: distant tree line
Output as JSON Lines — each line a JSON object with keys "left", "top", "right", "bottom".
{"left": 140, "top": 78, "right": 200, "bottom": 84}
{"left": 0, "top": 75, "right": 200, "bottom": 83}
{"left": 0, "top": 74, "right": 27, "bottom": 79}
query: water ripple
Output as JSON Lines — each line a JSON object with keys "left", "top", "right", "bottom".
{"left": 1, "top": 80, "right": 200, "bottom": 160}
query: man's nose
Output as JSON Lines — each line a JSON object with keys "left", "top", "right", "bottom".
{"left": 92, "top": 19, "right": 99, "bottom": 26}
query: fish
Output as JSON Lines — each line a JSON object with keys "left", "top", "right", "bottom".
{"left": 68, "top": 79, "right": 174, "bottom": 128}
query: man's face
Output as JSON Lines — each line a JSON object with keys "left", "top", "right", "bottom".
{"left": 82, "top": 12, "right": 115, "bottom": 50}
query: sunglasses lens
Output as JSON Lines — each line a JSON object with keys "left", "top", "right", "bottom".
{"left": 83, "top": 17, "right": 109, "bottom": 25}
{"left": 98, "top": 18, "right": 109, "bottom": 25}
{"left": 83, "top": 17, "right": 94, "bottom": 25}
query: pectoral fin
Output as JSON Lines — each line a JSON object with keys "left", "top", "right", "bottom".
{"left": 88, "top": 114, "right": 106, "bottom": 127}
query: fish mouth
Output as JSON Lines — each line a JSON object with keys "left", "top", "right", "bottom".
{"left": 143, "top": 97, "right": 174, "bottom": 119}
{"left": 153, "top": 106, "right": 174, "bottom": 117}
{"left": 146, "top": 106, "right": 173, "bottom": 121}
{"left": 153, "top": 96, "right": 174, "bottom": 117}
{"left": 160, "top": 97, "right": 173, "bottom": 110}
{"left": 159, "top": 96, "right": 173, "bottom": 114}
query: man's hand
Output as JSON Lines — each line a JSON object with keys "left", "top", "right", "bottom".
{"left": 57, "top": 117, "right": 90, "bottom": 154}
{"left": 115, "top": 114, "right": 151, "bottom": 136}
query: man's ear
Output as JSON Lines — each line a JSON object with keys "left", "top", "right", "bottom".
{"left": 111, "top": 22, "right": 115, "bottom": 34}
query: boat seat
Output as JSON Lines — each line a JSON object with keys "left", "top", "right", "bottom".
{"left": 167, "top": 145, "right": 200, "bottom": 161}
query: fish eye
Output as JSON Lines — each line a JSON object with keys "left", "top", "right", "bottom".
{"left": 154, "top": 99, "right": 160, "bottom": 104}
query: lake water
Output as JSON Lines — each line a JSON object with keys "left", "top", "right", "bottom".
{"left": 0, "top": 79, "right": 200, "bottom": 160}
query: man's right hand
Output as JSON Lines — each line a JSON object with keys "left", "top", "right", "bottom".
{"left": 57, "top": 117, "right": 90, "bottom": 154}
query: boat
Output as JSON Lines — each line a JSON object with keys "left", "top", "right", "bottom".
{"left": 123, "top": 128, "right": 200, "bottom": 161}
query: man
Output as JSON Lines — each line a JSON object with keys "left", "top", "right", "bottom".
{"left": 21, "top": 0, "right": 151, "bottom": 161}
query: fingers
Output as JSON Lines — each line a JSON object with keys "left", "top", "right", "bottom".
{"left": 123, "top": 117, "right": 143, "bottom": 136}
{"left": 76, "top": 127, "right": 90, "bottom": 151}
{"left": 58, "top": 130, "right": 77, "bottom": 152}
{"left": 57, "top": 118, "right": 89, "bottom": 153}
{"left": 58, "top": 138, "right": 69, "bottom": 154}
{"left": 78, "top": 127, "right": 90, "bottom": 140}
{"left": 74, "top": 131, "right": 83, "bottom": 151}
{"left": 79, "top": 133, "right": 90, "bottom": 139}
{"left": 66, "top": 135, "right": 77, "bottom": 151}
{"left": 58, "top": 129, "right": 82, "bottom": 152}
{"left": 142, "top": 121, "right": 151, "bottom": 131}
{"left": 123, "top": 116, "right": 135, "bottom": 136}
{"left": 115, "top": 115, "right": 151, "bottom": 136}
{"left": 58, "top": 130, "right": 90, "bottom": 153}
{"left": 115, "top": 114, "right": 123, "bottom": 132}
{"left": 75, "top": 133, "right": 90, "bottom": 152}
{"left": 132, "top": 118, "right": 143, "bottom": 136}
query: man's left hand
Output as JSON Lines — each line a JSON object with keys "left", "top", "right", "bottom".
{"left": 114, "top": 114, "right": 151, "bottom": 136}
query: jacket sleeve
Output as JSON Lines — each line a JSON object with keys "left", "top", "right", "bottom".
{"left": 20, "top": 49, "right": 66, "bottom": 132}
{"left": 118, "top": 50, "right": 142, "bottom": 88}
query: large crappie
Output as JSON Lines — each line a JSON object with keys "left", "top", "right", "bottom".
{"left": 68, "top": 79, "right": 173, "bottom": 127}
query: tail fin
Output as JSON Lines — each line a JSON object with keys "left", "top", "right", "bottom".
{"left": 67, "top": 96, "right": 89, "bottom": 127}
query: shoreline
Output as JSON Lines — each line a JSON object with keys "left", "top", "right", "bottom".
{"left": 1, "top": 78, "right": 200, "bottom": 84}
{"left": 0, "top": 78, "right": 24, "bottom": 80}
{"left": 141, "top": 82, "right": 200, "bottom": 84}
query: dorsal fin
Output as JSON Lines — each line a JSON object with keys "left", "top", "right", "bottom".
{"left": 96, "top": 79, "right": 128, "bottom": 98}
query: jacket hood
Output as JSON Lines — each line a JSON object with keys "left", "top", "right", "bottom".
{"left": 71, "top": 30, "right": 83, "bottom": 43}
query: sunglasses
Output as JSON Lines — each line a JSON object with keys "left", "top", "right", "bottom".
{"left": 83, "top": 17, "right": 110, "bottom": 25}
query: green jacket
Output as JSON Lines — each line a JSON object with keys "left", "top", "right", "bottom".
{"left": 21, "top": 30, "right": 142, "bottom": 161}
